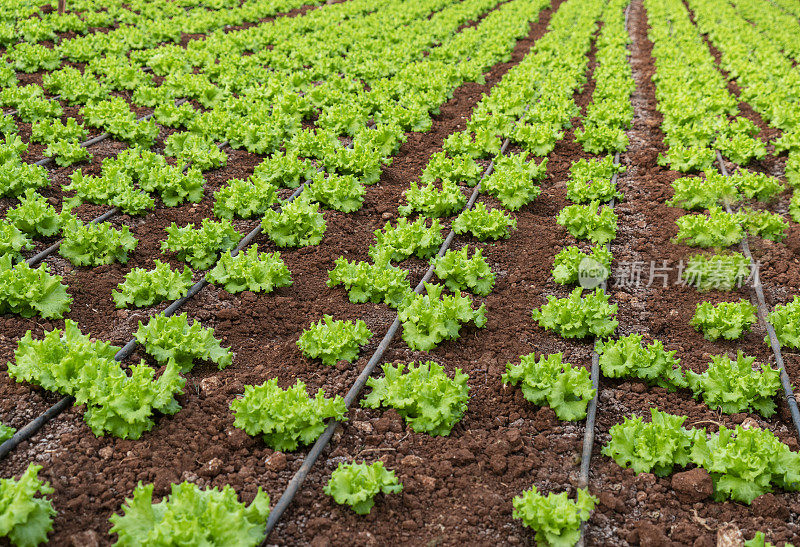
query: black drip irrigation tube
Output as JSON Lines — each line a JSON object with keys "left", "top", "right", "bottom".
{"left": 260, "top": 135, "right": 515, "bottom": 542}
{"left": 576, "top": 152, "right": 621, "bottom": 547}
{"left": 0, "top": 180, "right": 310, "bottom": 461}
{"left": 715, "top": 149, "right": 800, "bottom": 440}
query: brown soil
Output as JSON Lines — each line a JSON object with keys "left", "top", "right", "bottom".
{"left": 2, "top": 0, "right": 800, "bottom": 546}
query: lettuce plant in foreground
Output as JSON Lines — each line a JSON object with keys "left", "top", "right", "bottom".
{"left": 596, "top": 334, "right": 686, "bottom": 391}
{"left": 328, "top": 257, "right": 413, "bottom": 308}
{"left": 687, "top": 352, "right": 780, "bottom": 417}
{"left": 0, "top": 221, "right": 32, "bottom": 263}
{"left": 307, "top": 172, "right": 366, "bottom": 213}
{"left": 502, "top": 352, "right": 595, "bottom": 421}
{"left": 5, "top": 189, "right": 72, "bottom": 237}
{"left": 0, "top": 422, "right": 15, "bottom": 443}
{"left": 690, "top": 299, "right": 757, "bottom": 341}
{"left": 297, "top": 315, "right": 372, "bottom": 366}
{"left": 60, "top": 219, "right": 138, "bottom": 267}
{"left": 452, "top": 202, "right": 516, "bottom": 240}
{"left": 207, "top": 245, "right": 292, "bottom": 294}
{"left": 0, "top": 463, "right": 55, "bottom": 547}
{"left": 134, "top": 313, "right": 232, "bottom": 372}
{"left": 533, "top": 288, "right": 618, "bottom": 339}
{"left": 112, "top": 260, "right": 193, "bottom": 308}
{"left": 552, "top": 245, "right": 612, "bottom": 286}
{"left": 110, "top": 482, "right": 270, "bottom": 546}
{"left": 432, "top": 245, "right": 495, "bottom": 296}
{"left": 362, "top": 361, "right": 469, "bottom": 436}
{"left": 231, "top": 379, "right": 346, "bottom": 451}
{"left": 8, "top": 321, "right": 185, "bottom": 439}
{"left": 398, "top": 179, "right": 466, "bottom": 218}
{"left": 161, "top": 218, "right": 242, "bottom": 270}
{"left": 368, "top": 217, "right": 443, "bottom": 263}
{"left": 261, "top": 194, "right": 326, "bottom": 248}
{"left": 602, "top": 408, "right": 693, "bottom": 477}
{"left": 397, "top": 282, "right": 487, "bottom": 351}
{"left": 768, "top": 296, "right": 800, "bottom": 348}
{"left": 324, "top": 461, "right": 402, "bottom": 515}
{"left": 0, "top": 255, "right": 71, "bottom": 319}
{"left": 691, "top": 424, "right": 800, "bottom": 504}
{"left": 673, "top": 207, "right": 744, "bottom": 248}
{"left": 682, "top": 252, "right": 750, "bottom": 291}
{"left": 512, "top": 487, "right": 596, "bottom": 547}
{"left": 213, "top": 177, "right": 277, "bottom": 219}
{"left": 557, "top": 201, "right": 617, "bottom": 244}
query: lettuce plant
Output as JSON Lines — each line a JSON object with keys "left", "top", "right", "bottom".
{"left": 362, "top": 361, "right": 469, "bottom": 436}
{"left": 207, "top": 245, "right": 292, "bottom": 294}
{"left": 213, "top": 177, "right": 277, "bottom": 219}
{"left": 452, "top": 202, "right": 516, "bottom": 240}
{"left": 324, "top": 461, "right": 402, "bottom": 515}
{"left": 557, "top": 201, "right": 617, "bottom": 244}
{"left": 0, "top": 221, "right": 32, "bottom": 262}
{"left": 261, "top": 194, "right": 326, "bottom": 248}
{"left": 482, "top": 152, "right": 546, "bottom": 210}
{"left": 533, "top": 288, "right": 618, "bottom": 339}
{"left": 307, "top": 172, "right": 366, "bottom": 213}
{"left": 8, "top": 321, "right": 185, "bottom": 439}
{"left": 690, "top": 299, "right": 757, "bottom": 341}
{"left": 768, "top": 296, "right": 800, "bottom": 348}
{"left": 5, "top": 189, "right": 72, "bottom": 237}
{"left": 687, "top": 351, "right": 780, "bottom": 417}
{"left": 667, "top": 172, "right": 737, "bottom": 210}
{"left": 297, "top": 315, "right": 372, "bottom": 366}
{"left": 162, "top": 219, "right": 242, "bottom": 270}
{"left": 112, "top": 260, "right": 193, "bottom": 308}
{"left": 397, "top": 282, "right": 487, "bottom": 351}
{"left": 596, "top": 333, "right": 686, "bottom": 390}
{"left": 164, "top": 132, "right": 227, "bottom": 171}
{"left": 60, "top": 219, "right": 137, "bottom": 267}
{"left": 0, "top": 159, "right": 49, "bottom": 197}
{"left": 134, "top": 313, "right": 232, "bottom": 372}
{"left": 683, "top": 252, "right": 750, "bottom": 291}
{"left": 327, "top": 257, "right": 412, "bottom": 308}
{"left": 110, "top": 482, "right": 269, "bottom": 546}
{"left": 368, "top": 217, "right": 443, "bottom": 263}
{"left": 231, "top": 379, "right": 347, "bottom": 451}
{"left": 552, "top": 245, "right": 612, "bottom": 286}
{"left": 738, "top": 208, "right": 787, "bottom": 241}
{"left": 512, "top": 487, "right": 596, "bottom": 547}
{"left": 420, "top": 151, "right": 482, "bottom": 186}
{"left": 691, "top": 425, "right": 800, "bottom": 504}
{"left": 566, "top": 156, "right": 624, "bottom": 203}
{"left": 398, "top": 179, "right": 466, "bottom": 218}
{"left": 0, "top": 255, "right": 71, "bottom": 319}
{"left": 502, "top": 352, "right": 595, "bottom": 421}
{"left": 432, "top": 246, "right": 495, "bottom": 296}
{"left": 0, "top": 463, "right": 55, "bottom": 547}
{"left": 673, "top": 207, "right": 744, "bottom": 248}
{"left": 602, "top": 408, "right": 693, "bottom": 476}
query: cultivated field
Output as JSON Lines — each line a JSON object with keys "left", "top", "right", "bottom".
{"left": 1, "top": 0, "right": 799, "bottom": 544}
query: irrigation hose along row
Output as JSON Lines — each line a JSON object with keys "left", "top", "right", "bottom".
{"left": 578, "top": 7, "right": 631, "bottom": 545}
{"left": 0, "top": 180, "right": 311, "bottom": 460}
{"left": 261, "top": 134, "right": 518, "bottom": 541}
{"left": 576, "top": 152, "right": 621, "bottom": 547}
{"left": 715, "top": 150, "right": 800, "bottom": 440}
